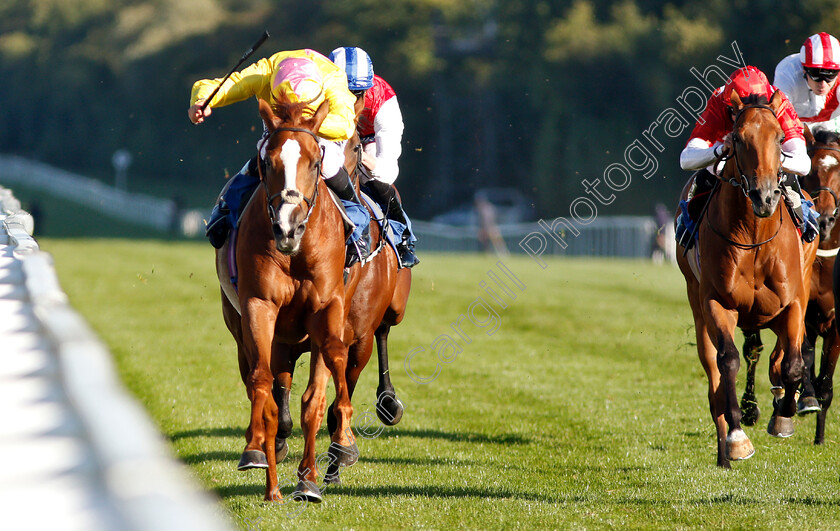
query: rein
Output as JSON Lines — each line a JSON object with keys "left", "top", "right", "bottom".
{"left": 257, "top": 126, "right": 322, "bottom": 228}
{"left": 707, "top": 103, "right": 785, "bottom": 249}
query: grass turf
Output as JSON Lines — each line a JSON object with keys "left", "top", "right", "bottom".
{"left": 40, "top": 240, "right": 840, "bottom": 530}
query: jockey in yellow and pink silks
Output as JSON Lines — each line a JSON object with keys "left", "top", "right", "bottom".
{"left": 189, "top": 49, "right": 371, "bottom": 263}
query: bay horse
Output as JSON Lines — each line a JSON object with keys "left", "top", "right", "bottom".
{"left": 804, "top": 130, "right": 840, "bottom": 443}
{"left": 738, "top": 129, "right": 840, "bottom": 444}
{"left": 676, "top": 90, "right": 818, "bottom": 467}
{"left": 216, "top": 96, "right": 361, "bottom": 501}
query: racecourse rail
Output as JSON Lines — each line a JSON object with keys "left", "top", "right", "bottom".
{"left": 0, "top": 186, "right": 234, "bottom": 530}
{"left": 0, "top": 155, "right": 667, "bottom": 259}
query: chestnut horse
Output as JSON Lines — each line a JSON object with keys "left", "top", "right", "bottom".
{"left": 270, "top": 135, "right": 412, "bottom": 502}
{"left": 738, "top": 129, "right": 840, "bottom": 444}
{"left": 216, "top": 97, "right": 361, "bottom": 501}
{"left": 676, "top": 90, "right": 818, "bottom": 467}
{"left": 216, "top": 97, "right": 411, "bottom": 502}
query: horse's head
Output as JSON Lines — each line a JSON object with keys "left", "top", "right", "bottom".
{"left": 804, "top": 129, "right": 840, "bottom": 240}
{"left": 257, "top": 97, "right": 329, "bottom": 254}
{"left": 728, "top": 90, "right": 785, "bottom": 218}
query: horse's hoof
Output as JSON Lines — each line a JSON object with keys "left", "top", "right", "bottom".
{"left": 726, "top": 429, "right": 755, "bottom": 461}
{"left": 292, "top": 481, "right": 323, "bottom": 503}
{"left": 324, "top": 465, "right": 342, "bottom": 486}
{"left": 740, "top": 401, "right": 760, "bottom": 426}
{"left": 237, "top": 449, "right": 268, "bottom": 470}
{"left": 328, "top": 440, "right": 360, "bottom": 467}
{"left": 275, "top": 438, "right": 289, "bottom": 462}
{"left": 376, "top": 393, "right": 404, "bottom": 426}
{"left": 797, "top": 396, "right": 821, "bottom": 416}
{"left": 767, "top": 415, "right": 795, "bottom": 438}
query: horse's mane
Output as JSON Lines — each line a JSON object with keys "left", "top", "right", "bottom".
{"left": 738, "top": 94, "right": 770, "bottom": 106}
{"left": 270, "top": 92, "right": 312, "bottom": 127}
{"left": 814, "top": 129, "right": 840, "bottom": 146}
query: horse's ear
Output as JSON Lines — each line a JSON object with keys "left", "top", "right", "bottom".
{"left": 729, "top": 90, "right": 743, "bottom": 111}
{"left": 258, "top": 99, "right": 280, "bottom": 132}
{"left": 802, "top": 120, "right": 815, "bottom": 147}
{"left": 306, "top": 100, "right": 330, "bottom": 134}
{"left": 768, "top": 89, "right": 783, "bottom": 114}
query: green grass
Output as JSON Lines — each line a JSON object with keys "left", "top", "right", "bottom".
{"left": 40, "top": 241, "right": 840, "bottom": 530}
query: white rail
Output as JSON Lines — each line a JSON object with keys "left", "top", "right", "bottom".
{"left": 0, "top": 186, "right": 233, "bottom": 531}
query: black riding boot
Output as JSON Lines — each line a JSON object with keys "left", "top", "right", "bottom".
{"left": 326, "top": 167, "right": 371, "bottom": 261}
{"left": 365, "top": 179, "right": 419, "bottom": 268}
{"left": 783, "top": 173, "right": 818, "bottom": 243}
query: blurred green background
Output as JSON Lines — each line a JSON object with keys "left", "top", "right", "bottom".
{"left": 2, "top": 0, "right": 837, "bottom": 233}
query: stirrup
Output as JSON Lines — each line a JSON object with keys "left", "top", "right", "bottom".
{"left": 397, "top": 242, "right": 419, "bottom": 268}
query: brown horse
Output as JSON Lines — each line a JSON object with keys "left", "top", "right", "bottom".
{"left": 804, "top": 130, "right": 840, "bottom": 443}
{"left": 216, "top": 97, "right": 361, "bottom": 501}
{"left": 738, "top": 129, "right": 840, "bottom": 444}
{"left": 676, "top": 90, "right": 818, "bottom": 467}
{"left": 270, "top": 134, "right": 412, "bottom": 501}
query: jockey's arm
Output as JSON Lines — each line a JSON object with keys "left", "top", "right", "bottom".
{"left": 781, "top": 137, "right": 811, "bottom": 176}
{"left": 188, "top": 58, "right": 274, "bottom": 123}
{"left": 680, "top": 137, "right": 726, "bottom": 172}
{"left": 363, "top": 97, "right": 405, "bottom": 184}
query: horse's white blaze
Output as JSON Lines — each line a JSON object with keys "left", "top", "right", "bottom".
{"left": 277, "top": 138, "right": 302, "bottom": 233}
{"left": 819, "top": 157, "right": 838, "bottom": 172}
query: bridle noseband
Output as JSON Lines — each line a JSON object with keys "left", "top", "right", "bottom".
{"left": 257, "top": 126, "right": 322, "bottom": 228}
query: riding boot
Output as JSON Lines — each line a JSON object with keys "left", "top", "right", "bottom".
{"left": 365, "top": 179, "right": 419, "bottom": 268}
{"left": 205, "top": 200, "right": 230, "bottom": 249}
{"left": 675, "top": 169, "right": 716, "bottom": 249}
{"left": 783, "top": 174, "right": 818, "bottom": 243}
{"left": 326, "top": 167, "right": 371, "bottom": 262}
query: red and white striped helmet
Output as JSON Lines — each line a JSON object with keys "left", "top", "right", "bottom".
{"left": 800, "top": 32, "right": 840, "bottom": 70}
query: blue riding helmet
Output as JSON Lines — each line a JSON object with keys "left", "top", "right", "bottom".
{"left": 329, "top": 46, "right": 374, "bottom": 91}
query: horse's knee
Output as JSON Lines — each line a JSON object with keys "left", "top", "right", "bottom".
{"left": 782, "top": 355, "right": 804, "bottom": 384}
{"left": 717, "top": 344, "right": 740, "bottom": 375}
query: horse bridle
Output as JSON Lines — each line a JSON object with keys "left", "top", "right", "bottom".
{"left": 720, "top": 103, "right": 785, "bottom": 196}
{"left": 707, "top": 103, "right": 784, "bottom": 249}
{"left": 807, "top": 144, "right": 840, "bottom": 219}
{"left": 257, "top": 126, "right": 322, "bottom": 228}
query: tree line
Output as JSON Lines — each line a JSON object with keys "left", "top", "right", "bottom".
{"left": 1, "top": 0, "right": 837, "bottom": 219}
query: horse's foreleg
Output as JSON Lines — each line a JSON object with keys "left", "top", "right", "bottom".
{"left": 292, "top": 346, "right": 331, "bottom": 503}
{"left": 814, "top": 325, "right": 840, "bottom": 444}
{"left": 238, "top": 301, "right": 277, "bottom": 472}
{"left": 766, "top": 341, "right": 794, "bottom": 437}
{"left": 706, "top": 301, "right": 754, "bottom": 462}
{"left": 740, "top": 331, "right": 763, "bottom": 426}
{"left": 688, "top": 290, "right": 730, "bottom": 467}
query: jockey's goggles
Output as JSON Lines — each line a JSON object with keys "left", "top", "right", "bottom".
{"left": 351, "top": 89, "right": 367, "bottom": 98}
{"left": 805, "top": 67, "right": 840, "bottom": 83}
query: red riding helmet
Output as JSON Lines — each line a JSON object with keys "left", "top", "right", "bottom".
{"left": 722, "top": 66, "right": 773, "bottom": 106}
{"left": 800, "top": 32, "right": 840, "bottom": 70}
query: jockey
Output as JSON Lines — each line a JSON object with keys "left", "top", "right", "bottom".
{"left": 328, "top": 46, "right": 419, "bottom": 268}
{"left": 676, "top": 65, "right": 817, "bottom": 248}
{"left": 188, "top": 48, "right": 371, "bottom": 264}
{"left": 774, "top": 32, "right": 840, "bottom": 135}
